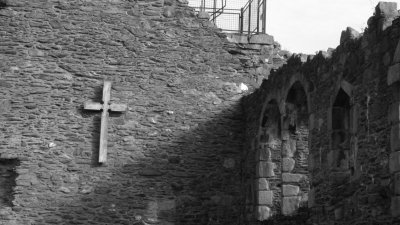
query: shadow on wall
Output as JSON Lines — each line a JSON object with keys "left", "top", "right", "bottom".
{"left": 34, "top": 103, "right": 246, "bottom": 225}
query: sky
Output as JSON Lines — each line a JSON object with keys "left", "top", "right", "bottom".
{"left": 188, "top": 0, "right": 400, "bottom": 54}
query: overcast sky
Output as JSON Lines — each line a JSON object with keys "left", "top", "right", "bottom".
{"left": 189, "top": 0, "right": 400, "bottom": 54}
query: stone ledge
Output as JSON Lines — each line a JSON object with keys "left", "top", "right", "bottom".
{"left": 226, "top": 34, "right": 248, "bottom": 44}
{"left": 249, "top": 34, "right": 274, "bottom": 45}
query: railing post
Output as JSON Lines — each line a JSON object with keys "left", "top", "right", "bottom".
{"left": 240, "top": 8, "right": 244, "bottom": 34}
{"left": 248, "top": 1, "right": 251, "bottom": 36}
{"left": 257, "top": 0, "right": 260, "bottom": 33}
{"left": 262, "top": 0, "right": 267, "bottom": 33}
{"left": 213, "top": 0, "right": 217, "bottom": 22}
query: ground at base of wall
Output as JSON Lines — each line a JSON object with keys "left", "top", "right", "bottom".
{"left": 261, "top": 207, "right": 311, "bottom": 225}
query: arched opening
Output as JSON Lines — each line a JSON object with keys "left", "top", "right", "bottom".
{"left": 331, "top": 88, "right": 351, "bottom": 170}
{"left": 281, "top": 81, "right": 310, "bottom": 217}
{"left": 255, "top": 100, "right": 281, "bottom": 221}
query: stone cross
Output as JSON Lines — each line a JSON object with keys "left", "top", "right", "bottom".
{"left": 84, "top": 81, "right": 127, "bottom": 163}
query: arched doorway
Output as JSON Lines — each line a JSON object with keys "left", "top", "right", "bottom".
{"left": 255, "top": 100, "right": 281, "bottom": 220}
{"left": 281, "top": 81, "right": 310, "bottom": 216}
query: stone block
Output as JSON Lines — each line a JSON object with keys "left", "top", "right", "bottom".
{"left": 391, "top": 124, "right": 400, "bottom": 152}
{"left": 282, "top": 173, "right": 304, "bottom": 183}
{"left": 390, "top": 151, "right": 400, "bottom": 173}
{"left": 309, "top": 113, "right": 315, "bottom": 130}
{"left": 197, "top": 11, "right": 210, "bottom": 19}
{"left": 256, "top": 206, "right": 271, "bottom": 221}
{"left": 389, "top": 102, "right": 400, "bottom": 124}
{"left": 226, "top": 34, "right": 248, "bottom": 44}
{"left": 257, "top": 190, "right": 273, "bottom": 205}
{"left": 394, "top": 172, "right": 400, "bottom": 195}
{"left": 256, "top": 162, "right": 275, "bottom": 178}
{"left": 340, "top": 27, "right": 361, "bottom": 44}
{"left": 375, "top": 2, "right": 398, "bottom": 17}
{"left": 257, "top": 178, "right": 270, "bottom": 191}
{"left": 282, "top": 196, "right": 301, "bottom": 216}
{"left": 282, "top": 185, "right": 300, "bottom": 196}
{"left": 282, "top": 139, "right": 296, "bottom": 157}
{"left": 388, "top": 63, "right": 400, "bottom": 86}
{"left": 163, "top": 7, "right": 175, "bottom": 18}
{"left": 281, "top": 130, "right": 289, "bottom": 140}
{"left": 282, "top": 157, "right": 295, "bottom": 172}
{"left": 249, "top": 34, "right": 274, "bottom": 45}
{"left": 334, "top": 207, "right": 344, "bottom": 220}
{"left": 394, "top": 39, "right": 400, "bottom": 64}
{"left": 378, "top": 17, "right": 395, "bottom": 32}
{"left": 392, "top": 196, "right": 400, "bottom": 217}
{"left": 308, "top": 188, "right": 315, "bottom": 208}
{"left": 259, "top": 148, "right": 271, "bottom": 161}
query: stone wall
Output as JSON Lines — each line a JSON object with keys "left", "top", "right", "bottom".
{"left": 243, "top": 2, "right": 400, "bottom": 224}
{"left": 0, "top": 0, "right": 283, "bottom": 224}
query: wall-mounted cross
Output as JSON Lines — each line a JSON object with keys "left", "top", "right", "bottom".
{"left": 84, "top": 81, "right": 127, "bottom": 163}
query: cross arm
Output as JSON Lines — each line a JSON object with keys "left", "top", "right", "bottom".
{"left": 84, "top": 102, "right": 103, "bottom": 111}
{"left": 110, "top": 103, "right": 128, "bottom": 112}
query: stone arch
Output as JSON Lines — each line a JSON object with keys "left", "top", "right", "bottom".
{"left": 281, "top": 81, "right": 310, "bottom": 216}
{"left": 255, "top": 99, "right": 281, "bottom": 221}
{"left": 281, "top": 74, "right": 312, "bottom": 116}
{"left": 327, "top": 80, "right": 358, "bottom": 184}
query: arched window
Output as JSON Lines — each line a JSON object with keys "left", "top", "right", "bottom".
{"left": 331, "top": 88, "right": 351, "bottom": 170}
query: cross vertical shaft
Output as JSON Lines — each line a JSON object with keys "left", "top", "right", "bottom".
{"left": 99, "top": 81, "right": 111, "bottom": 163}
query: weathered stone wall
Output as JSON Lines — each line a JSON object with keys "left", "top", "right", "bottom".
{"left": 0, "top": 0, "right": 285, "bottom": 224}
{"left": 243, "top": 2, "right": 400, "bottom": 224}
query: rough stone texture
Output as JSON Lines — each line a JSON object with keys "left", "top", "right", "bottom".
{"left": 243, "top": 2, "right": 400, "bottom": 224}
{"left": 0, "top": 0, "right": 284, "bottom": 224}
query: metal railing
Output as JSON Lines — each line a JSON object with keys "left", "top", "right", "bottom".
{"left": 241, "top": 0, "right": 267, "bottom": 35}
{"left": 188, "top": 0, "right": 267, "bottom": 35}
